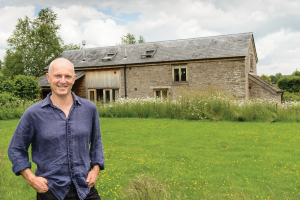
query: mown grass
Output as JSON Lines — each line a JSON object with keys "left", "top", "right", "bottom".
{"left": 1, "top": 118, "right": 300, "bottom": 199}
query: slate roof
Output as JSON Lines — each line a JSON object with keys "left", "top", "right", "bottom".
{"left": 39, "top": 71, "right": 85, "bottom": 87}
{"left": 53, "top": 32, "right": 256, "bottom": 69}
{"left": 249, "top": 73, "right": 284, "bottom": 94}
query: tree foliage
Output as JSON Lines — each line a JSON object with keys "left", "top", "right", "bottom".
{"left": 117, "top": 33, "right": 146, "bottom": 45}
{"left": 2, "top": 8, "right": 81, "bottom": 78}
{"left": 292, "top": 70, "right": 300, "bottom": 77}
{"left": 277, "top": 76, "right": 300, "bottom": 93}
{"left": 62, "top": 43, "right": 82, "bottom": 51}
{"left": 0, "top": 75, "right": 41, "bottom": 100}
{"left": 3, "top": 8, "right": 62, "bottom": 78}
{"left": 269, "top": 73, "right": 283, "bottom": 83}
{"left": 261, "top": 74, "right": 271, "bottom": 82}
{"left": 269, "top": 75, "right": 276, "bottom": 83}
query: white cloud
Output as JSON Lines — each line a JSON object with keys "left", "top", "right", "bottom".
{"left": 250, "top": 11, "right": 269, "bottom": 21}
{"left": 257, "top": 29, "right": 300, "bottom": 75}
{"left": 0, "top": 6, "right": 35, "bottom": 59}
{"left": 52, "top": 6, "right": 127, "bottom": 47}
{"left": 0, "top": 0, "right": 299, "bottom": 77}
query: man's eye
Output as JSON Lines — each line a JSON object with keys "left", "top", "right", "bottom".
{"left": 66, "top": 76, "right": 72, "bottom": 79}
{"left": 54, "top": 75, "right": 62, "bottom": 78}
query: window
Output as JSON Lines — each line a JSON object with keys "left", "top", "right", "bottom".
{"left": 249, "top": 56, "right": 253, "bottom": 72}
{"left": 102, "top": 53, "right": 116, "bottom": 61}
{"left": 141, "top": 50, "right": 156, "bottom": 58}
{"left": 172, "top": 64, "right": 187, "bottom": 82}
{"left": 154, "top": 89, "right": 168, "bottom": 100}
{"left": 88, "top": 88, "right": 119, "bottom": 103}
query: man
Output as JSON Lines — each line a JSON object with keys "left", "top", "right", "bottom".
{"left": 8, "top": 58, "right": 104, "bottom": 200}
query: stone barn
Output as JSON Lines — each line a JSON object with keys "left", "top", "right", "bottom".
{"left": 39, "top": 32, "right": 283, "bottom": 102}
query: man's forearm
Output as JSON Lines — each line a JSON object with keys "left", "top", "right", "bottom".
{"left": 20, "top": 168, "right": 36, "bottom": 186}
{"left": 20, "top": 168, "right": 49, "bottom": 193}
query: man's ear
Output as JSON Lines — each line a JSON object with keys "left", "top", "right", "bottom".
{"left": 46, "top": 73, "right": 50, "bottom": 83}
{"left": 72, "top": 74, "right": 76, "bottom": 84}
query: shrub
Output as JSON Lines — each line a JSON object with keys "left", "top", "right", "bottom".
{"left": 11, "top": 75, "right": 41, "bottom": 100}
{"left": 0, "top": 92, "right": 19, "bottom": 106}
{"left": 292, "top": 70, "right": 300, "bottom": 76}
{"left": 277, "top": 75, "right": 300, "bottom": 93}
{"left": 0, "top": 77, "right": 13, "bottom": 93}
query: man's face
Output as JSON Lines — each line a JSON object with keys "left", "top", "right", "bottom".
{"left": 46, "top": 59, "right": 76, "bottom": 98}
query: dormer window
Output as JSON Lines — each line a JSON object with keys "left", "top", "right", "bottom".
{"left": 141, "top": 50, "right": 156, "bottom": 58}
{"left": 102, "top": 53, "right": 116, "bottom": 61}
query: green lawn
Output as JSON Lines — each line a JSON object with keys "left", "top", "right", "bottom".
{"left": 1, "top": 118, "right": 300, "bottom": 199}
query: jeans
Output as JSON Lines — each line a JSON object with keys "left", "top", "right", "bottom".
{"left": 37, "top": 182, "right": 101, "bottom": 200}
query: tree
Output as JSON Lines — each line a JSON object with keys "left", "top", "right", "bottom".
{"left": 62, "top": 43, "right": 82, "bottom": 51}
{"left": 269, "top": 75, "right": 276, "bottom": 83}
{"left": 0, "top": 59, "right": 2, "bottom": 70}
{"left": 2, "top": 8, "right": 79, "bottom": 78}
{"left": 261, "top": 74, "right": 271, "bottom": 82}
{"left": 278, "top": 76, "right": 300, "bottom": 93}
{"left": 117, "top": 33, "right": 146, "bottom": 45}
{"left": 292, "top": 70, "right": 300, "bottom": 77}
{"left": 275, "top": 73, "right": 283, "bottom": 82}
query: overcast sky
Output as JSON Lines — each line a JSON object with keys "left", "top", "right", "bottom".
{"left": 0, "top": 0, "right": 299, "bottom": 75}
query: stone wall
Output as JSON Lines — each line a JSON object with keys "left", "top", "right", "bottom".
{"left": 245, "top": 38, "right": 258, "bottom": 98}
{"left": 119, "top": 58, "right": 247, "bottom": 99}
{"left": 72, "top": 75, "right": 86, "bottom": 99}
{"left": 249, "top": 78, "right": 282, "bottom": 102}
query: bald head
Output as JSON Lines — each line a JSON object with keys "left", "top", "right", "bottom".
{"left": 48, "top": 58, "right": 75, "bottom": 75}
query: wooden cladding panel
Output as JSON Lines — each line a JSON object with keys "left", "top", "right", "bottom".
{"left": 72, "top": 75, "right": 86, "bottom": 99}
{"left": 86, "top": 69, "right": 121, "bottom": 89}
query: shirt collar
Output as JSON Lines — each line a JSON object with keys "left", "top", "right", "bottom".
{"left": 41, "top": 92, "right": 81, "bottom": 108}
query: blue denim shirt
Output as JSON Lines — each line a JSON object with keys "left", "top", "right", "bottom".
{"left": 8, "top": 92, "right": 105, "bottom": 200}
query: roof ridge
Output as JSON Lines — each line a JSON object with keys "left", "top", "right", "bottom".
{"left": 249, "top": 74, "right": 283, "bottom": 92}
{"left": 63, "top": 32, "right": 253, "bottom": 52}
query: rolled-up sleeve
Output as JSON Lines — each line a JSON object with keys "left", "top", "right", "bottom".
{"left": 89, "top": 106, "right": 105, "bottom": 170}
{"left": 8, "top": 109, "right": 34, "bottom": 176}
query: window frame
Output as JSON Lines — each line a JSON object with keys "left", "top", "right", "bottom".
{"left": 88, "top": 89, "right": 97, "bottom": 102}
{"left": 172, "top": 64, "right": 188, "bottom": 82}
{"left": 141, "top": 49, "right": 156, "bottom": 58}
{"left": 102, "top": 53, "right": 117, "bottom": 61}
{"left": 249, "top": 55, "right": 253, "bottom": 72}
{"left": 88, "top": 88, "right": 119, "bottom": 103}
{"left": 153, "top": 89, "right": 169, "bottom": 100}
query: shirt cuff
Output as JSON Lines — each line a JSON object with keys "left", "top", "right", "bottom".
{"left": 12, "top": 162, "right": 32, "bottom": 176}
{"left": 91, "top": 162, "right": 105, "bottom": 170}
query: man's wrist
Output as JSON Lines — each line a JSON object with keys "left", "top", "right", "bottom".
{"left": 92, "top": 165, "right": 100, "bottom": 173}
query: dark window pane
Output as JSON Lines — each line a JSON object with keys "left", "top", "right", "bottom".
{"left": 105, "top": 90, "right": 110, "bottom": 102}
{"left": 162, "top": 90, "right": 168, "bottom": 99}
{"left": 181, "top": 65, "right": 186, "bottom": 81}
{"left": 156, "top": 91, "right": 161, "bottom": 98}
{"left": 113, "top": 89, "right": 119, "bottom": 101}
{"left": 89, "top": 91, "right": 94, "bottom": 101}
{"left": 174, "top": 66, "right": 179, "bottom": 81}
{"left": 96, "top": 89, "right": 102, "bottom": 101}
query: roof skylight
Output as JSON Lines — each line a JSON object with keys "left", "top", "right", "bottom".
{"left": 102, "top": 53, "right": 116, "bottom": 61}
{"left": 141, "top": 50, "right": 156, "bottom": 58}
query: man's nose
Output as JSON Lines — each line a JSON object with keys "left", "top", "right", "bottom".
{"left": 60, "top": 76, "right": 67, "bottom": 83}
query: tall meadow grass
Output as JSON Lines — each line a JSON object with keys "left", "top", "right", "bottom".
{"left": 0, "top": 98, "right": 38, "bottom": 120}
{"left": 97, "top": 89, "right": 300, "bottom": 122}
